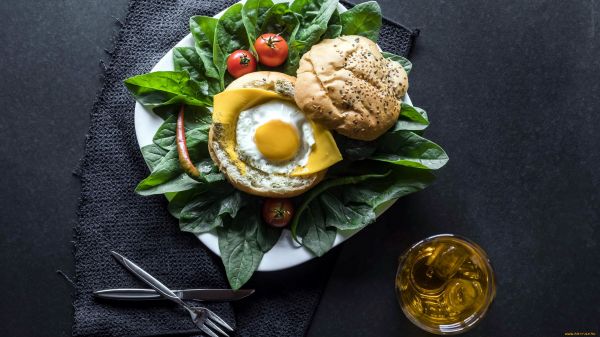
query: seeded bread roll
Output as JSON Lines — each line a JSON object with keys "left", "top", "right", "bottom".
{"left": 295, "top": 35, "right": 408, "bottom": 141}
{"left": 208, "top": 72, "right": 326, "bottom": 198}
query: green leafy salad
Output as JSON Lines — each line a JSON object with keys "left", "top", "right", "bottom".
{"left": 124, "top": 0, "right": 448, "bottom": 289}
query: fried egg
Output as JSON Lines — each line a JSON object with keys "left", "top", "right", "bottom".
{"left": 211, "top": 88, "right": 342, "bottom": 179}
{"left": 236, "top": 100, "right": 314, "bottom": 174}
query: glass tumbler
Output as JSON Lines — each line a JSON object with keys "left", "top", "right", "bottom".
{"left": 395, "top": 234, "right": 496, "bottom": 334}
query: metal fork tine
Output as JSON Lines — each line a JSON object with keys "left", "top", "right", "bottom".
{"left": 205, "top": 309, "right": 234, "bottom": 331}
{"left": 200, "top": 324, "right": 219, "bottom": 337}
{"left": 205, "top": 319, "right": 229, "bottom": 336}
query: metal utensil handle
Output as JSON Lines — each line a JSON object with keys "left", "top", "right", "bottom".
{"left": 94, "top": 288, "right": 163, "bottom": 300}
{"left": 110, "top": 251, "right": 184, "bottom": 305}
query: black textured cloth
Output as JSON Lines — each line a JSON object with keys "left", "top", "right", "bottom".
{"left": 73, "top": 1, "right": 416, "bottom": 336}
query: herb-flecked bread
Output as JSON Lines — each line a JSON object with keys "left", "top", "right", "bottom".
{"left": 208, "top": 72, "right": 327, "bottom": 198}
{"left": 294, "top": 35, "right": 408, "bottom": 141}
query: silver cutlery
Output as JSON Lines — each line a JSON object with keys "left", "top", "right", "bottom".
{"left": 94, "top": 288, "right": 254, "bottom": 302}
{"left": 110, "top": 251, "right": 234, "bottom": 337}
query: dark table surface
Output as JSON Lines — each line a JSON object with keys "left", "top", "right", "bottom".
{"left": 1, "top": 0, "right": 599, "bottom": 336}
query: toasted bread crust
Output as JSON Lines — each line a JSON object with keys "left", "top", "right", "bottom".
{"left": 227, "top": 71, "right": 296, "bottom": 97}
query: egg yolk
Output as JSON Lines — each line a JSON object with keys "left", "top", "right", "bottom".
{"left": 254, "top": 120, "right": 300, "bottom": 161}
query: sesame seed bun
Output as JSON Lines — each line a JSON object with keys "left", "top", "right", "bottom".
{"left": 294, "top": 35, "right": 409, "bottom": 141}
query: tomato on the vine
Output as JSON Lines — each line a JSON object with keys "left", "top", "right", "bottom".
{"left": 262, "top": 198, "right": 294, "bottom": 227}
{"left": 226, "top": 50, "right": 257, "bottom": 78}
{"left": 254, "top": 33, "right": 289, "bottom": 67}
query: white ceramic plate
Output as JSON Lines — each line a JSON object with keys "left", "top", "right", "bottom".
{"left": 134, "top": 0, "right": 411, "bottom": 271}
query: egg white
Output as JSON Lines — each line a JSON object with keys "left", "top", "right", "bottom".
{"left": 236, "top": 99, "right": 314, "bottom": 175}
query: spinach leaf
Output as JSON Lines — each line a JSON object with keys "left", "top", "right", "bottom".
{"left": 151, "top": 106, "right": 212, "bottom": 151}
{"left": 334, "top": 103, "right": 431, "bottom": 162}
{"left": 322, "top": 9, "right": 342, "bottom": 39}
{"left": 180, "top": 187, "right": 243, "bottom": 234}
{"left": 382, "top": 51, "right": 412, "bottom": 74}
{"left": 242, "top": 0, "right": 274, "bottom": 47}
{"left": 291, "top": 173, "right": 388, "bottom": 242}
{"left": 135, "top": 147, "right": 181, "bottom": 193}
{"left": 141, "top": 144, "right": 169, "bottom": 171}
{"left": 292, "top": 167, "right": 435, "bottom": 256}
{"left": 189, "top": 16, "right": 220, "bottom": 80}
{"left": 285, "top": 0, "right": 338, "bottom": 74}
{"left": 173, "top": 47, "right": 220, "bottom": 96}
{"left": 137, "top": 172, "right": 202, "bottom": 196}
{"left": 167, "top": 188, "right": 199, "bottom": 219}
{"left": 189, "top": 159, "right": 225, "bottom": 184}
{"left": 167, "top": 181, "right": 225, "bottom": 218}
{"left": 218, "top": 206, "right": 279, "bottom": 289}
{"left": 135, "top": 106, "right": 214, "bottom": 194}
{"left": 213, "top": 4, "right": 251, "bottom": 88}
{"left": 173, "top": 47, "right": 203, "bottom": 82}
{"left": 333, "top": 134, "right": 377, "bottom": 161}
{"left": 339, "top": 1, "right": 382, "bottom": 42}
{"left": 295, "top": 201, "right": 336, "bottom": 256}
{"left": 136, "top": 159, "right": 223, "bottom": 196}
{"left": 322, "top": 24, "right": 342, "bottom": 39}
{"left": 124, "top": 71, "right": 211, "bottom": 109}
{"left": 319, "top": 191, "right": 375, "bottom": 230}
{"left": 391, "top": 103, "right": 429, "bottom": 132}
{"left": 257, "top": 218, "right": 282, "bottom": 252}
{"left": 136, "top": 146, "right": 214, "bottom": 195}
{"left": 341, "top": 167, "right": 434, "bottom": 213}
{"left": 260, "top": 3, "right": 300, "bottom": 41}
{"left": 291, "top": 0, "right": 338, "bottom": 42}
{"left": 151, "top": 104, "right": 179, "bottom": 120}
{"left": 371, "top": 131, "right": 449, "bottom": 170}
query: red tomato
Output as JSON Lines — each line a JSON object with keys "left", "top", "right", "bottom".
{"left": 226, "top": 50, "right": 257, "bottom": 78}
{"left": 254, "top": 33, "right": 289, "bottom": 67}
{"left": 262, "top": 198, "right": 294, "bottom": 227}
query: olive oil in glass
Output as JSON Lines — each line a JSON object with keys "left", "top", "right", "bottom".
{"left": 396, "top": 234, "right": 496, "bottom": 334}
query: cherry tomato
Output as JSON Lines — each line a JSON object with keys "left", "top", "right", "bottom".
{"left": 226, "top": 50, "right": 257, "bottom": 78}
{"left": 262, "top": 198, "right": 294, "bottom": 227}
{"left": 254, "top": 33, "right": 289, "bottom": 67}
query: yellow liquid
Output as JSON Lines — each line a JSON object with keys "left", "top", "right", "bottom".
{"left": 396, "top": 235, "right": 495, "bottom": 333}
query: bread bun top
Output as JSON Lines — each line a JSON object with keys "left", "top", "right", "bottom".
{"left": 294, "top": 35, "right": 408, "bottom": 141}
{"left": 207, "top": 72, "right": 326, "bottom": 198}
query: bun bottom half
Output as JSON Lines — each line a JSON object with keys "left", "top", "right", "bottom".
{"left": 207, "top": 71, "right": 326, "bottom": 198}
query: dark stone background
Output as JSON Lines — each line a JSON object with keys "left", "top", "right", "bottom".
{"left": 0, "top": 0, "right": 598, "bottom": 336}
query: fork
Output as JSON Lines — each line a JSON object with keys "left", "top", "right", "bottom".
{"left": 169, "top": 296, "right": 233, "bottom": 337}
{"left": 110, "top": 251, "right": 233, "bottom": 336}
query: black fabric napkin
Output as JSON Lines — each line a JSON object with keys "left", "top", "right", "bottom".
{"left": 73, "top": 1, "right": 416, "bottom": 336}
